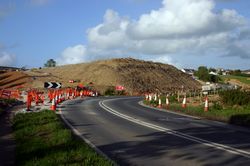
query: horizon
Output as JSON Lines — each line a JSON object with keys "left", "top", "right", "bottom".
{"left": 1, "top": 57, "right": 249, "bottom": 71}
{"left": 1, "top": 0, "right": 250, "bottom": 70}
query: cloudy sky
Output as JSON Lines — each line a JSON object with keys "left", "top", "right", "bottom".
{"left": 1, "top": 0, "right": 250, "bottom": 69}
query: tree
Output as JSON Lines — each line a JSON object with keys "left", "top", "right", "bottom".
{"left": 195, "top": 66, "right": 209, "bottom": 81}
{"left": 195, "top": 66, "right": 220, "bottom": 83}
{"left": 44, "top": 59, "right": 56, "bottom": 67}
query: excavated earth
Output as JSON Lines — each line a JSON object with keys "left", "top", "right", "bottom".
{"left": 1, "top": 58, "right": 201, "bottom": 94}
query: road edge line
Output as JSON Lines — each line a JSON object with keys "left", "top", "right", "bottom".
{"left": 138, "top": 100, "right": 250, "bottom": 133}
{"left": 58, "top": 106, "right": 116, "bottom": 165}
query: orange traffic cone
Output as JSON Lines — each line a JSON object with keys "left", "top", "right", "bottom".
{"left": 26, "top": 92, "right": 32, "bottom": 111}
{"left": 51, "top": 98, "right": 56, "bottom": 111}
{"left": 158, "top": 98, "right": 162, "bottom": 108}
{"left": 182, "top": 96, "right": 187, "bottom": 108}
{"left": 204, "top": 97, "right": 209, "bottom": 112}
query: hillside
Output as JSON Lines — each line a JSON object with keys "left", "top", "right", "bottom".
{"left": 26, "top": 58, "right": 200, "bottom": 94}
{"left": 0, "top": 70, "right": 32, "bottom": 89}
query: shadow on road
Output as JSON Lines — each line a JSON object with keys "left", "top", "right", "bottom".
{"left": 98, "top": 129, "right": 250, "bottom": 166}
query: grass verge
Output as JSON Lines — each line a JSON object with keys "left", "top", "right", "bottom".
{"left": 220, "top": 75, "right": 250, "bottom": 85}
{"left": 144, "top": 100, "right": 250, "bottom": 127}
{"left": 13, "top": 110, "right": 114, "bottom": 166}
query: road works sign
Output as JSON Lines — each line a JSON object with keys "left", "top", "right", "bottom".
{"left": 44, "top": 82, "right": 62, "bottom": 89}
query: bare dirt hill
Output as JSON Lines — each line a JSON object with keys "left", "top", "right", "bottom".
{"left": 0, "top": 70, "right": 32, "bottom": 89}
{"left": 26, "top": 58, "right": 200, "bottom": 94}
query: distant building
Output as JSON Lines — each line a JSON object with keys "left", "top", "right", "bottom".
{"left": 0, "top": 66, "right": 24, "bottom": 71}
{"left": 181, "top": 68, "right": 195, "bottom": 75}
{"left": 242, "top": 70, "right": 250, "bottom": 75}
{"left": 209, "top": 71, "right": 218, "bottom": 75}
{"left": 216, "top": 68, "right": 230, "bottom": 75}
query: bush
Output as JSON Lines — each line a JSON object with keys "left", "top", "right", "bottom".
{"left": 104, "top": 87, "right": 115, "bottom": 96}
{"left": 219, "top": 89, "right": 250, "bottom": 106}
{"left": 116, "top": 90, "right": 126, "bottom": 95}
{"left": 212, "top": 102, "right": 223, "bottom": 110}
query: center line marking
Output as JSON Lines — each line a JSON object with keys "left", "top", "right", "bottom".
{"left": 99, "top": 99, "right": 250, "bottom": 158}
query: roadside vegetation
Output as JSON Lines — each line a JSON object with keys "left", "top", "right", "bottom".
{"left": 194, "top": 66, "right": 221, "bottom": 83}
{"left": 220, "top": 75, "right": 250, "bottom": 85}
{"left": 104, "top": 86, "right": 126, "bottom": 96}
{"left": 13, "top": 110, "right": 113, "bottom": 166}
{"left": 144, "top": 89, "right": 250, "bottom": 127}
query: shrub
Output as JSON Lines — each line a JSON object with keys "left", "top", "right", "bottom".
{"left": 212, "top": 102, "right": 223, "bottom": 110}
{"left": 116, "top": 90, "right": 126, "bottom": 95}
{"left": 104, "top": 87, "right": 115, "bottom": 96}
{"left": 219, "top": 89, "right": 250, "bottom": 106}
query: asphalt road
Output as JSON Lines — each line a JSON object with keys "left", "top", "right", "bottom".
{"left": 59, "top": 96, "right": 250, "bottom": 166}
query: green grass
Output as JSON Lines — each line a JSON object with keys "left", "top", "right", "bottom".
{"left": 220, "top": 75, "right": 250, "bottom": 85}
{"left": 144, "top": 100, "right": 250, "bottom": 127}
{"left": 13, "top": 110, "right": 114, "bottom": 166}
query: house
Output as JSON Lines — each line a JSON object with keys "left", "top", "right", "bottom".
{"left": 242, "top": 70, "right": 250, "bottom": 75}
{"left": 216, "top": 68, "right": 230, "bottom": 75}
{"left": 209, "top": 71, "right": 218, "bottom": 75}
{"left": 181, "top": 68, "right": 195, "bottom": 75}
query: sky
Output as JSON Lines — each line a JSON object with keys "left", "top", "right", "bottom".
{"left": 0, "top": 0, "right": 250, "bottom": 70}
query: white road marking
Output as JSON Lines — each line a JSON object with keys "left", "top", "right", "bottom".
{"left": 58, "top": 108, "right": 114, "bottom": 163}
{"left": 99, "top": 99, "right": 250, "bottom": 158}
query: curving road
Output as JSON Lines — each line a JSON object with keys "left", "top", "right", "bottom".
{"left": 59, "top": 96, "right": 250, "bottom": 166}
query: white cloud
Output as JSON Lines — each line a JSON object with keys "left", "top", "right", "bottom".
{"left": 128, "top": 0, "right": 245, "bottom": 39}
{"left": 0, "top": 52, "right": 16, "bottom": 66}
{"left": 58, "top": 0, "right": 250, "bottom": 66}
{"left": 57, "top": 45, "right": 87, "bottom": 65}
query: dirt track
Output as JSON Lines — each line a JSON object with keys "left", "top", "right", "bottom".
{"left": 0, "top": 105, "right": 25, "bottom": 166}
